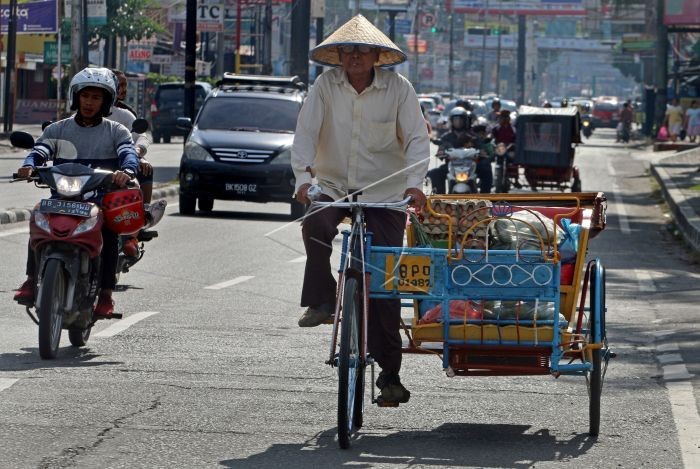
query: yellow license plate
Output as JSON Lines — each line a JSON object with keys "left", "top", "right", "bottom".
{"left": 384, "top": 254, "right": 432, "bottom": 293}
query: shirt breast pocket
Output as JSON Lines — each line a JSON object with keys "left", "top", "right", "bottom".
{"left": 365, "top": 121, "right": 399, "bottom": 153}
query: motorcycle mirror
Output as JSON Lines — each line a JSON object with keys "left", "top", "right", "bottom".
{"left": 10, "top": 131, "right": 35, "bottom": 149}
{"left": 430, "top": 138, "right": 443, "bottom": 145}
{"left": 131, "top": 118, "right": 149, "bottom": 134}
{"left": 41, "top": 120, "right": 53, "bottom": 131}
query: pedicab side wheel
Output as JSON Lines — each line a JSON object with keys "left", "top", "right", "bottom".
{"left": 337, "top": 277, "right": 364, "bottom": 449}
{"left": 588, "top": 262, "right": 605, "bottom": 436}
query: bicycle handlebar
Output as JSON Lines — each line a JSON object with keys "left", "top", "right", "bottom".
{"left": 310, "top": 196, "right": 413, "bottom": 210}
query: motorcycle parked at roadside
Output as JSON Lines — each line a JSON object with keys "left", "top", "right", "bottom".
{"left": 9, "top": 130, "right": 149, "bottom": 359}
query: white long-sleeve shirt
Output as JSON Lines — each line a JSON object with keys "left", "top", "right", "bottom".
{"left": 291, "top": 67, "right": 430, "bottom": 202}
{"left": 109, "top": 106, "right": 151, "bottom": 157}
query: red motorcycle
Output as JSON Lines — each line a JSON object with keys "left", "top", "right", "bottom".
{"left": 11, "top": 133, "right": 146, "bottom": 359}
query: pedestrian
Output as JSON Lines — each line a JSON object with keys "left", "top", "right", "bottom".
{"left": 292, "top": 14, "right": 429, "bottom": 404}
{"left": 684, "top": 100, "right": 700, "bottom": 143}
{"left": 664, "top": 98, "right": 685, "bottom": 142}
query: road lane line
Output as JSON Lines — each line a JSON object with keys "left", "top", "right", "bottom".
{"left": 204, "top": 276, "right": 254, "bottom": 290}
{"left": 0, "top": 226, "right": 29, "bottom": 237}
{"left": 289, "top": 256, "right": 306, "bottom": 263}
{"left": 94, "top": 311, "right": 159, "bottom": 338}
{"left": 634, "top": 269, "right": 656, "bottom": 292}
{"left": 607, "top": 160, "right": 630, "bottom": 235}
{"left": 0, "top": 378, "right": 19, "bottom": 393}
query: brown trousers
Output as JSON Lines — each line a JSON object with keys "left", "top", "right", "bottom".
{"left": 301, "top": 196, "right": 406, "bottom": 374}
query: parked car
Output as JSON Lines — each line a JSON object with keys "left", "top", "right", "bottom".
{"left": 176, "top": 74, "right": 307, "bottom": 218}
{"left": 150, "top": 81, "right": 212, "bottom": 143}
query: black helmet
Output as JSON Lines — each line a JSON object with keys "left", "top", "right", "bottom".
{"left": 560, "top": 98, "right": 568, "bottom": 108}
{"left": 454, "top": 99, "right": 472, "bottom": 111}
{"left": 491, "top": 97, "right": 501, "bottom": 108}
{"left": 471, "top": 123, "right": 487, "bottom": 133}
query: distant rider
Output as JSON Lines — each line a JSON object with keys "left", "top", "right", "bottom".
{"left": 427, "top": 107, "right": 475, "bottom": 194}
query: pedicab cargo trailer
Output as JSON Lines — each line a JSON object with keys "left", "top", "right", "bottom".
{"left": 323, "top": 191, "right": 612, "bottom": 449}
{"left": 495, "top": 106, "right": 583, "bottom": 193}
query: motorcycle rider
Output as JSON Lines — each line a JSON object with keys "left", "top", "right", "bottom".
{"left": 428, "top": 107, "right": 475, "bottom": 194}
{"left": 13, "top": 67, "right": 139, "bottom": 318}
{"left": 108, "top": 69, "right": 153, "bottom": 258}
{"left": 486, "top": 97, "right": 502, "bottom": 124}
{"left": 470, "top": 123, "right": 494, "bottom": 193}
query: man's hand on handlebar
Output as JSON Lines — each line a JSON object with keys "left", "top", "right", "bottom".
{"left": 139, "top": 159, "right": 153, "bottom": 176}
{"left": 16, "top": 166, "right": 33, "bottom": 179}
{"left": 404, "top": 187, "right": 426, "bottom": 211}
{"left": 112, "top": 170, "right": 133, "bottom": 187}
{"left": 295, "top": 183, "right": 312, "bottom": 204}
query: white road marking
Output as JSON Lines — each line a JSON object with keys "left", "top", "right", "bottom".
{"left": 0, "top": 226, "right": 29, "bottom": 237}
{"left": 0, "top": 378, "right": 19, "bottom": 393}
{"left": 94, "top": 311, "right": 159, "bottom": 338}
{"left": 655, "top": 342, "right": 700, "bottom": 467}
{"left": 289, "top": 256, "right": 306, "bottom": 263}
{"left": 607, "top": 160, "right": 631, "bottom": 235}
{"left": 204, "top": 276, "right": 254, "bottom": 290}
{"left": 634, "top": 269, "right": 657, "bottom": 292}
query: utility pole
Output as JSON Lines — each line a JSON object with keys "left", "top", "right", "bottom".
{"left": 262, "top": 0, "right": 273, "bottom": 74}
{"left": 479, "top": 0, "right": 489, "bottom": 98}
{"left": 516, "top": 14, "right": 526, "bottom": 105}
{"left": 412, "top": 0, "right": 420, "bottom": 90}
{"left": 312, "top": 0, "right": 325, "bottom": 80}
{"left": 654, "top": 0, "right": 668, "bottom": 132}
{"left": 184, "top": 0, "right": 197, "bottom": 119}
{"left": 495, "top": 13, "right": 502, "bottom": 96}
{"left": 448, "top": 8, "right": 454, "bottom": 97}
{"left": 2, "top": 0, "right": 17, "bottom": 132}
{"left": 290, "top": 0, "right": 311, "bottom": 85}
{"left": 71, "top": 0, "right": 84, "bottom": 75}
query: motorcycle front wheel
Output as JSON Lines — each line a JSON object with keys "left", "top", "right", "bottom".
{"left": 38, "top": 259, "right": 65, "bottom": 359}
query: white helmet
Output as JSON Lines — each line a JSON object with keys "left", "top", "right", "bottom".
{"left": 68, "top": 67, "right": 116, "bottom": 116}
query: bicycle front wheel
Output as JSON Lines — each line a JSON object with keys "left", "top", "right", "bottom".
{"left": 337, "top": 277, "right": 364, "bottom": 449}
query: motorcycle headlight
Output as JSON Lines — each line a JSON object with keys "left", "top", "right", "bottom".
{"left": 33, "top": 211, "right": 51, "bottom": 233}
{"left": 456, "top": 172, "right": 468, "bottom": 182}
{"left": 274, "top": 149, "right": 291, "bottom": 165}
{"left": 53, "top": 174, "right": 90, "bottom": 197}
{"left": 583, "top": 121, "right": 590, "bottom": 127}
{"left": 183, "top": 142, "right": 214, "bottom": 161}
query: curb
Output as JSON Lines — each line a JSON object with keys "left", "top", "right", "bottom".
{"left": 650, "top": 157, "right": 700, "bottom": 256}
{"left": 0, "top": 184, "right": 180, "bottom": 226}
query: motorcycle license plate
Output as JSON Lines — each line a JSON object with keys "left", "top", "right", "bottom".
{"left": 225, "top": 183, "right": 257, "bottom": 195}
{"left": 39, "top": 199, "right": 93, "bottom": 218}
{"left": 383, "top": 254, "right": 432, "bottom": 293}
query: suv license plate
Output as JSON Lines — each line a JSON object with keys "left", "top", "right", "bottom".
{"left": 39, "top": 199, "right": 93, "bottom": 218}
{"left": 226, "top": 183, "right": 257, "bottom": 195}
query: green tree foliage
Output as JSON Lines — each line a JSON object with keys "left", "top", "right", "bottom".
{"left": 91, "top": 0, "right": 165, "bottom": 42}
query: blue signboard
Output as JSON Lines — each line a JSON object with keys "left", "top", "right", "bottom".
{"left": 384, "top": 18, "right": 412, "bottom": 35}
{"left": 0, "top": 0, "right": 57, "bottom": 34}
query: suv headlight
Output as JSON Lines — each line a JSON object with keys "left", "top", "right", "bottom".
{"left": 183, "top": 142, "right": 214, "bottom": 161}
{"left": 274, "top": 149, "right": 291, "bottom": 165}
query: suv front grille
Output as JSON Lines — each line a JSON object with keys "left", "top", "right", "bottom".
{"left": 212, "top": 147, "right": 275, "bottom": 164}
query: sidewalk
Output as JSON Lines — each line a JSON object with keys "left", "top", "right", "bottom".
{"left": 649, "top": 146, "right": 700, "bottom": 255}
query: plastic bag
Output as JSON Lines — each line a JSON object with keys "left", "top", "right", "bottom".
{"left": 558, "top": 219, "right": 580, "bottom": 263}
{"left": 492, "top": 300, "right": 565, "bottom": 323}
{"left": 657, "top": 125, "right": 669, "bottom": 141}
{"left": 418, "top": 300, "right": 494, "bottom": 325}
{"left": 489, "top": 210, "right": 563, "bottom": 250}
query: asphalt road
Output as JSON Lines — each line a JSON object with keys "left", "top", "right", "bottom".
{"left": 0, "top": 130, "right": 698, "bottom": 468}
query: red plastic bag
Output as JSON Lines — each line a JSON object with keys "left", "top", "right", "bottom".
{"left": 418, "top": 300, "right": 483, "bottom": 325}
{"left": 657, "top": 125, "right": 669, "bottom": 141}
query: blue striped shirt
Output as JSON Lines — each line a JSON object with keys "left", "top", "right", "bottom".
{"left": 22, "top": 117, "right": 139, "bottom": 174}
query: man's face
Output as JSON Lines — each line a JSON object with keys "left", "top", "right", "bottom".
{"left": 116, "top": 74, "right": 127, "bottom": 101}
{"left": 78, "top": 87, "right": 105, "bottom": 118}
{"left": 338, "top": 45, "right": 379, "bottom": 77}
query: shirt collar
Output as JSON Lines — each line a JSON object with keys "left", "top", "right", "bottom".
{"left": 333, "top": 67, "right": 388, "bottom": 91}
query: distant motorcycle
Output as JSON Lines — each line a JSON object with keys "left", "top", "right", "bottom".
{"left": 427, "top": 142, "right": 481, "bottom": 194}
{"left": 581, "top": 115, "right": 594, "bottom": 138}
{"left": 494, "top": 142, "right": 516, "bottom": 193}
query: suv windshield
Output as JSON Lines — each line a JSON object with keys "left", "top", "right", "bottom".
{"left": 197, "top": 97, "right": 300, "bottom": 132}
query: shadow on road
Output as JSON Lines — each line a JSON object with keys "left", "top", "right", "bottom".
{"left": 171, "top": 210, "right": 293, "bottom": 223}
{"left": 221, "top": 424, "right": 597, "bottom": 468}
{"left": 0, "top": 347, "right": 122, "bottom": 371}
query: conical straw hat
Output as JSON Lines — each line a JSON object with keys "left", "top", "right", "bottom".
{"left": 309, "top": 14, "right": 406, "bottom": 68}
